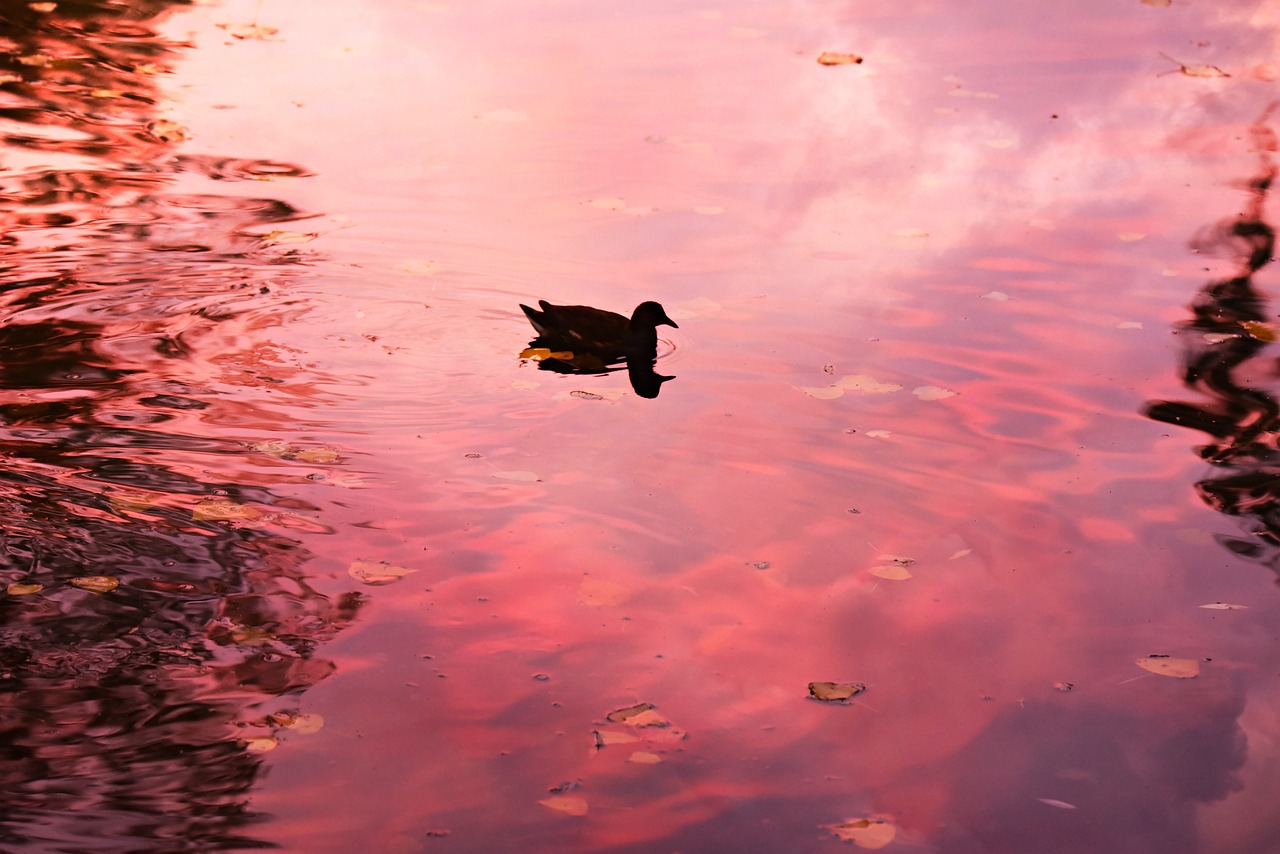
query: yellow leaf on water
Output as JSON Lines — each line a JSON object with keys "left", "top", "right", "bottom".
{"left": 519, "top": 347, "right": 575, "bottom": 361}
{"left": 70, "top": 576, "right": 119, "bottom": 594}
{"left": 1136, "top": 656, "right": 1200, "bottom": 678}
{"left": 1240, "top": 321, "right": 1276, "bottom": 342}
{"left": 283, "top": 713, "right": 325, "bottom": 734}
{"left": 868, "top": 564, "right": 911, "bottom": 580}
{"left": 7, "top": 582, "right": 43, "bottom": 596}
{"left": 817, "top": 51, "right": 864, "bottom": 66}
{"left": 539, "top": 796, "right": 588, "bottom": 816}
{"left": 242, "top": 736, "right": 277, "bottom": 752}
{"left": 593, "top": 730, "right": 640, "bottom": 746}
{"left": 348, "top": 560, "right": 416, "bottom": 585}
{"left": 828, "top": 817, "right": 897, "bottom": 849}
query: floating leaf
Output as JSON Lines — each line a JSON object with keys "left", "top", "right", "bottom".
{"left": 865, "top": 429, "right": 892, "bottom": 438}
{"left": 817, "top": 51, "right": 864, "bottom": 66}
{"left": 796, "top": 385, "right": 844, "bottom": 399}
{"left": 193, "top": 500, "right": 262, "bottom": 522}
{"left": 809, "top": 681, "right": 867, "bottom": 701}
{"left": 147, "top": 118, "right": 189, "bottom": 143}
{"left": 293, "top": 447, "right": 340, "bottom": 463}
{"left": 981, "top": 290, "right": 1010, "bottom": 301}
{"left": 539, "top": 796, "right": 588, "bottom": 816}
{"left": 950, "top": 548, "right": 973, "bottom": 560}
{"left": 1240, "top": 321, "right": 1276, "bottom": 342}
{"left": 242, "top": 736, "right": 277, "bottom": 752}
{"left": 914, "top": 385, "right": 957, "bottom": 401}
{"left": 1038, "top": 798, "right": 1078, "bottom": 810}
{"left": 868, "top": 564, "right": 911, "bottom": 580}
{"left": 592, "top": 729, "right": 640, "bottom": 746}
{"left": 348, "top": 560, "right": 416, "bottom": 585}
{"left": 1136, "top": 656, "right": 1200, "bottom": 678}
{"left": 492, "top": 470, "right": 541, "bottom": 482}
{"left": 282, "top": 713, "right": 324, "bottom": 734}
{"left": 629, "top": 751, "right": 663, "bottom": 764}
{"left": 1158, "top": 52, "right": 1229, "bottom": 78}
{"left": 7, "top": 582, "right": 43, "bottom": 596}
{"left": 70, "top": 576, "right": 119, "bottom": 594}
{"left": 1117, "top": 321, "right": 1144, "bottom": 329}
{"left": 828, "top": 817, "right": 897, "bottom": 849}
{"left": 606, "top": 702, "right": 670, "bottom": 727}
{"left": 1199, "top": 603, "right": 1248, "bottom": 610}
{"left": 109, "top": 490, "right": 160, "bottom": 512}
{"left": 836, "top": 375, "right": 903, "bottom": 394}
{"left": 1141, "top": 0, "right": 1171, "bottom": 6}
{"left": 520, "top": 347, "right": 575, "bottom": 361}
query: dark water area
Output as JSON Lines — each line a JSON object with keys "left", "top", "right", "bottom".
{"left": 2, "top": 0, "right": 1280, "bottom": 852}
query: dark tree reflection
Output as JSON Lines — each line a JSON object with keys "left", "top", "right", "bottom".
{"left": 0, "top": 3, "right": 356, "bottom": 850}
{"left": 1145, "top": 107, "right": 1280, "bottom": 579}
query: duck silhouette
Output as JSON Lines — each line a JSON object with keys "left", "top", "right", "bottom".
{"left": 519, "top": 300, "right": 678, "bottom": 397}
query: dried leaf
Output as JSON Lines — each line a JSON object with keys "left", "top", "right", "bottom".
{"left": 348, "top": 560, "right": 416, "bottom": 585}
{"left": 293, "top": 447, "right": 340, "bottom": 463}
{"left": 913, "top": 385, "right": 958, "bottom": 400}
{"left": 828, "top": 817, "right": 897, "bottom": 849}
{"left": 1199, "top": 603, "right": 1248, "bottom": 610}
{"left": 282, "top": 713, "right": 324, "bottom": 734}
{"left": 539, "top": 796, "right": 588, "bottom": 816}
{"left": 70, "top": 576, "right": 119, "bottom": 594}
{"left": 242, "top": 736, "right": 277, "bottom": 752}
{"left": 1038, "top": 798, "right": 1078, "bottom": 810}
{"left": 868, "top": 564, "right": 911, "bottom": 580}
{"left": 147, "top": 119, "right": 189, "bottom": 143}
{"left": 1240, "top": 321, "right": 1276, "bottom": 342}
{"left": 809, "top": 681, "right": 867, "bottom": 701}
{"left": 520, "top": 347, "right": 575, "bottom": 361}
{"left": 193, "top": 500, "right": 262, "bottom": 522}
{"left": 1159, "top": 52, "right": 1229, "bottom": 78}
{"left": 606, "top": 703, "right": 670, "bottom": 727}
{"left": 7, "top": 582, "right": 43, "bottom": 596}
{"left": 629, "top": 751, "right": 663, "bottom": 764}
{"left": 836, "top": 374, "right": 902, "bottom": 394}
{"left": 817, "top": 51, "right": 864, "bottom": 66}
{"left": 1136, "top": 656, "right": 1200, "bottom": 678}
{"left": 491, "top": 470, "right": 541, "bottom": 482}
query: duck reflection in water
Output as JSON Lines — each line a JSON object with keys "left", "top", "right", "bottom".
{"left": 519, "top": 300, "right": 678, "bottom": 398}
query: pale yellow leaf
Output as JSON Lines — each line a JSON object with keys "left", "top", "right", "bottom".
{"left": 193, "top": 500, "right": 262, "bottom": 522}
{"left": 539, "top": 796, "right": 588, "bottom": 816}
{"left": 868, "top": 564, "right": 911, "bottom": 580}
{"left": 913, "top": 385, "right": 957, "bottom": 400}
{"left": 7, "top": 582, "right": 43, "bottom": 595}
{"left": 629, "top": 751, "right": 663, "bottom": 764}
{"left": 1199, "top": 603, "right": 1248, "bottom": 610}
{"left": 829, "top": 818, "right": 897, "bottom": 849}
{"left": 1136, "top": 656, "right": 1199, "bottom": 678}
{"left": 348, "top": 560, "right": 416, "bottom": 585}
{"left": 808, "top": 681, "right": 867, "bottom": 701}
{"left": 836, "top": 374, "right": 902, "bottom": 394}
{"left": 242, "top": 736, "right": 277, "bottom": 752}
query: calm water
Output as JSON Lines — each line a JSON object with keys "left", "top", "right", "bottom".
{"left": 3, "top": 0, "right": 1280, "bottom": 851}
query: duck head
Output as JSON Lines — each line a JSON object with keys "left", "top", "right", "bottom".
{"left": 630, "top": 301, "right": 678, "bottom": 330}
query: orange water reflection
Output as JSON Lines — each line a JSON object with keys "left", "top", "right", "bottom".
{"left": 5, "top": 0, "right": 1280, "bottom": 852}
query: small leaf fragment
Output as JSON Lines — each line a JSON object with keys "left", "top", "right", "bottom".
{"left": 796, "top": 385, "right": 845, "bottom": 399}
{"left": 1038, "top": 798, "right": 1078, "bottom": 810}
{"left": 1136, "top": 656, "right": 1200, "bottom": 678}
{"left": 836, "top": 374, "right": 903, "bottom": 394}
{"left": 629, "top": 751, "right": 663, "bottom": 764}
{"left": 809, "top": 681, "right": 867, "bottom": 701}
{"left": 1199, "top": 602, "right": 1248, "bottom": 610}
{"left": 70, "top": 576, "right": 119, "bottom": 594}
{"left": 606, "top": 702, "right": 669, "bottom": 727}
{"left": 913, "top": 385, "right": 958, "bottom": 400}
{"left": 1240, "top": 321, "right": 1276, "bottom": 342}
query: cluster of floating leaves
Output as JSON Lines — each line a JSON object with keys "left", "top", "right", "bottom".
{"left": 796, "top": 372, "right": 957, "bottom": 402}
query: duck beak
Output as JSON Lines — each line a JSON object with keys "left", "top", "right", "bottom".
{"left": 663, "top": 316, "right": 679, "bottom": 329}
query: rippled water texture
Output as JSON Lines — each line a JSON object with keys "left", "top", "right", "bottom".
{"left": 2, "top": 1, "right": 1280, "bottom": 852}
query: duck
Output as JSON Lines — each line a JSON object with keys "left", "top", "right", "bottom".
{"left": 519, "top": 300, "right": 678, "bottom": 361}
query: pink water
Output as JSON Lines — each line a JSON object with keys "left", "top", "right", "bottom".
{"left": 2, "top": 1, "right": 1280, "bottom": 851}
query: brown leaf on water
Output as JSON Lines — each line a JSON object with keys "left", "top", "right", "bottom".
{"left": 147, "top": 119, "right": 189, "bottom": 143}
{"left": 809, "top": 681, "right": 867, "bottom": 702}
{"left": 817, "top": 52, "right": 864, "bottom": 66}
{"left": 7, "top": 582, "right": 43, "bottom": 596}
{"left": 292, "top": 447, "right": 340, "bottom": 463}
{"left": 520, "top": 347, "right": 575, "bottom": 361}
{"left": 193, "top": 499, "right": 262, "bottom": 522}
{"left": 629, "top": 751, "right": 663, "bottom": 764}
{"left": 827, "top": 817, "right": 897, "bottom": 848}
{"left": 868, "top": 564, "right": 911, "bottom": 580}
{"left": 539, "top": 796, "right": 588, "bottom": 816}
{"left": 606, "top": 702, "right": 670, "bottom": 727}
{"left": 1136, "top": 655, "right": 1200, "bottom": 678}
{"left": 70, "top": 576, "right": 119, "bottom": 594}
{"left": 1158, "top": 52, "right": 1229, "bottom": 78}
{"left": 1140, "top": 0, "right": 1171, "bottom": 6}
